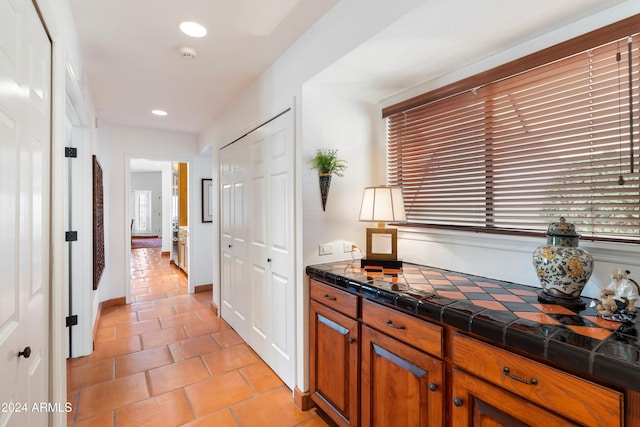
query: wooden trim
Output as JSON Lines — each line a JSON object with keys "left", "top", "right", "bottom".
{"left": 294, "top": 387, "right": 314, "bottom": 411}
{"left": 92, "top": 297, "right": 127, "bottom": 349}
{"left": 194, "top": 284, "right": 212, "bottom": 293}
{"left": 100, "top": 297, "right": 126, "bottom": 310}
{"left": 383, "top": 14, "right": 640, "bottom": 117}
{"left": 209, "top": 301, "right": 218, "bottom": 316}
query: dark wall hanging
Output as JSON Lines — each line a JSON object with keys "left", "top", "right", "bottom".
{"left": 202, "top": 178, "right": 213, "bottom": 222}
{"left": 93, "top": 155, "right": 105, "bottom": 290}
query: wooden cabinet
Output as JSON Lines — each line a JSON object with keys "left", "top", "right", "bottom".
{"left": 361, "top": 325, "right": 444, "bottom": 426}
{"left": 361, "top": 300, "right": 444, "bottom": 427}
{"left": 309, "top": 278, "right": 626, "bottom": 426}
{"left": 452, "top": 334, "right": 623, "bottom": 427}
{"left": 310, "top": 281, "right": 359, "bottom": 427}
{"left": 310, "top": 280, "right": 444, "bottom": 427}
{"left": 452, "top": 369, "right": 579, "bottom": 426}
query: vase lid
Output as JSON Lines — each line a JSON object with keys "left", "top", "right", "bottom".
{"left": 546, "top": 217, "right": 579, "bottom": 237}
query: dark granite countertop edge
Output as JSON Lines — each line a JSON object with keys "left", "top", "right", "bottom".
{"left": 306, "top": 263, "right": 640, "bottom": 393}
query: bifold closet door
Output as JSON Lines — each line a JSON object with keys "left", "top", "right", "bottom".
{"left": 220, "top": 110, "right": 295, "bottom": 389}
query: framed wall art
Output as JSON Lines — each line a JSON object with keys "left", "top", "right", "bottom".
{"left": 202, "top": 178, "right": 213, "bottom": 223}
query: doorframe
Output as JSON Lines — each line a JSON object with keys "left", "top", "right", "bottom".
{"left": 124, "top": 157, "right": 192, "bottom": 304}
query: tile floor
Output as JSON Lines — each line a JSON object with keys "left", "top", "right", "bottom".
{"left": 67, "top": 246, "right": 333, "bottom": 427}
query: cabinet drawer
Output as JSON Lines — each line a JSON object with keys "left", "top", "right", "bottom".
{"left": 362, "top": 299, "right": 442, "bottom": 358}
{"left": 310, "top": 280, "right": 358, "bottom": 318}
{"left": 453, "top": 333, "right": 623, "bottom": 427}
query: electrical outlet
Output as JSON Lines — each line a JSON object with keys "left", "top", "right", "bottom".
{"left": 319, "top": 244, "right": 333, "bottom": 256}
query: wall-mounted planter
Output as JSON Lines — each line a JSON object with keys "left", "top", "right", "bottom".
{"left": 308, "top": 148, "right": 347, "bottom": 212}
{"left": 319, "top": 173, "right": 332, "bottom": 211}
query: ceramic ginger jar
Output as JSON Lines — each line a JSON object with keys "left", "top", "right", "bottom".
{"left": 533, "top": 217, "right": 593, "bottom": 309}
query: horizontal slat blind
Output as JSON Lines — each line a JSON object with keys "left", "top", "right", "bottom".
{"left": 388, "top": 35, "right": 640, "bottom": 241}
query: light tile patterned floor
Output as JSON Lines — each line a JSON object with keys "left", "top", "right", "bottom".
{"left": 67, "top": 246, "right": 333, "bottom": 426}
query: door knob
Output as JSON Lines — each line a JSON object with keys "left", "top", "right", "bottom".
{"left": 18, "top": 346, "right": 31, "bottom": 359}
{"left": 228, "top": 244, "right": 232, "bottom": 248}
{"left": 267, "top": 258, "right": 272, "bottom": 263}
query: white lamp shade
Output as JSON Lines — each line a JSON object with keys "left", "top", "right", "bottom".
{"left": 359, "top": 186, "right": 407, "bottom": 222}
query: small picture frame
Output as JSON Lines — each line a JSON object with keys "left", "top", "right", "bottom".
{"left": 201, "top": 178, "right": 213, "bottom": 223}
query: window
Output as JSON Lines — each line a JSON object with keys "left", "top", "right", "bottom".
{"left": 385, "top": 16, "right": 640, "bottom": 242}
{"left": 131, "top": 190, "right": 152, "bottom": 234}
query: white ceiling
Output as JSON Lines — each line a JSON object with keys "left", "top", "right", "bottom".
{"left": 308, "top": 0, "right": 632, "bottom": 104}
{"left": 68, "top": 0, "right": 339, "bottom": 133}
{"left": 69, "top": 0, "right": 632, "bottom": 135}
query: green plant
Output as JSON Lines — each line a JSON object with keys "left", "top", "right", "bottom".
{"left": 308, "top": 148, "right": 347, "bottom": 177}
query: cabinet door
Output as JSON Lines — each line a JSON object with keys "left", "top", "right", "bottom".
{"left": 310, "top": 300, "right": 359, "bottom": 427}
{"left": 452, "top": 369, "right": 579, "bottom": 427}
{"left": 361, "top": 325, "right": 443, "bottom": 427}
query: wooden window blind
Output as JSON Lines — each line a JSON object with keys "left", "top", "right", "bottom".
{"left": 387, "top": 22, "right": 640, "bottom": 242}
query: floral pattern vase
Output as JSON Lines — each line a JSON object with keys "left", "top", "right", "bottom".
{"left": 533, "top": 217, "right": 593, "bottom": 309}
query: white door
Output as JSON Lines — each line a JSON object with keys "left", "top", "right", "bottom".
{"left": 248, "top": 112, "right": 295, "bottom": 387}
{"left": 220, "top": 142, "right": 250, "bottom": 338}
{"left": 220, "top": 110, "right": 295, "bottom": 389}
{"left": 0, "top": 0, "right": 52, "bottom": 425}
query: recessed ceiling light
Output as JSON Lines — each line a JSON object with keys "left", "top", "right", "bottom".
{"left": 152, "top": 110, "right": 168, "bottom": 116}
{"left": 179, "top": 21, "right": 207, "bottom": 38}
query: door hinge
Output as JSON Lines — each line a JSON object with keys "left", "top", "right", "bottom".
{"left": 66, "top": 315, "right": 78, "bottom": 327}
{"left": 65, "top": 231, "right": 78, "bottom": 241}
{"left": 65, "top": 147, "right": 77, "bottom": 158}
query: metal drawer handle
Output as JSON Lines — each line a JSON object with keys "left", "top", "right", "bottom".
{"left": 386, "top": 320, "right": 406, "bottom": 330}
{"left": 503, "top": 367, "right": 538, "bottom": 385}
{"left": 323, "top": 294, "right": 337, "bottom": 301}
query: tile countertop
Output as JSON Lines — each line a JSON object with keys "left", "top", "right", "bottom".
{"left": 306, "top": 261, "right": 640, "bottom": 393}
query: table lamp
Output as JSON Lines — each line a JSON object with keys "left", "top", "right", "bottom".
{"left": 359, "top": 186, "right": 406, "bottom": 268}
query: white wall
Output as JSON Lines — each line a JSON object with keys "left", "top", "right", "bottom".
{"left": 301, "top": 87, "right": 382, "bottom": 266}
{"left": 187, "top": 153, "right": 214, "bottom": 292}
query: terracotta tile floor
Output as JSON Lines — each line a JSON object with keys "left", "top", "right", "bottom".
{"left": 67, "top": 247, "right": 334, "bottom": 427}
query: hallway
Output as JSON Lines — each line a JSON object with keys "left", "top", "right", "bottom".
{"left": 66, "top": 247, "right": 331, "bottom": 426}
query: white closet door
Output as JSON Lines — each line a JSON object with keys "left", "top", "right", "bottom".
{"left": 248, "top": 112, "right": 295, "bottom": 388}
{"left": 220, "top": 142, "right": 250, "bottom": 338}
{"left": 220, "top": 110, "right": 295, "bottom": 389}
{"left": 0, "top": 0, "right": 52, "bottom": 425}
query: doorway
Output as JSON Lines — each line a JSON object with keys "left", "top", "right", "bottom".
{"left": 128, "top": 159, "right": 188, "bottom": 285}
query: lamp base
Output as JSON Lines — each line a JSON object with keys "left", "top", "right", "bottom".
{"left": 361, "top": 259, "right": 403, "bottom": 269}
